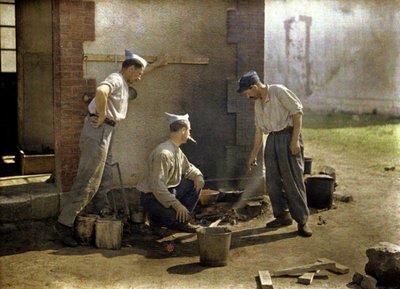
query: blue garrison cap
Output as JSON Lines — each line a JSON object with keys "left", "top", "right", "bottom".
{"left": 237, "top": 70, "right": 260, "bottom": 93}
{"left": 125, "top": 50, "right": 148, "bottom": 68}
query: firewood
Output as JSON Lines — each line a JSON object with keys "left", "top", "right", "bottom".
{"left": 297, "top": 272, "right": 314, "bottom": 285}
{"left": 317, "top": 258, "right": 349, "bottom": 274}
{"left": 258, "top": 270, "right": 273, "bottom": 289}
{"left": 271, "top": 261, "right": 335, "bottom": 277}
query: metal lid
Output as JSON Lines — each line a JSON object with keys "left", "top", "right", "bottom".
{"left": 305, "top": 174, "right": 334, "bottom": 180}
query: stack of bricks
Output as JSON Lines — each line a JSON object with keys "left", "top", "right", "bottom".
{"left": 226, "top": 0, "right": 265, "bottom": 179}
{"left": 53, "top": 0, "right": 96, "bottom": 191}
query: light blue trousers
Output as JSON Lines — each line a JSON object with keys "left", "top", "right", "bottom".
{"left": 58, "top": 117, "right": 114, "bottom": 227}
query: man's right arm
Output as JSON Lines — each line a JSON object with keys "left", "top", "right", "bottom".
{"left": 247, "top": 126, "right": 264, "bottom": 170}
{"left": 91, "top": 84, "right": 110, "bottom": 128}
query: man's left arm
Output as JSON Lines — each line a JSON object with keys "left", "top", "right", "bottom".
{"left": 143, "top": 54, "right": 168, "bottom": 74}
{"left": 182, "top": 154, "right": 204, "bottom": 192}
{"left": 290, "top": 112, "right": 302, "bottom": 155}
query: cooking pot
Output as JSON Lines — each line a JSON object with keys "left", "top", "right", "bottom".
{"left": 305, "top": 174, "right": 335, "bottom": 209}
{"left": 199, "top": 189, "right": 220, "bottom": 205}
{"left": 218, "top": 188, "right": 244, "bottom": 203}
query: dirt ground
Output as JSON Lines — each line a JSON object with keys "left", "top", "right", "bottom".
{"left": 0, "top": 140, "right": 399, "bottom": 289}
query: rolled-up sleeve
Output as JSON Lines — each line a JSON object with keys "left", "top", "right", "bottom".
{"left": 276, "top": 86, "right": 303, "bottom": 115}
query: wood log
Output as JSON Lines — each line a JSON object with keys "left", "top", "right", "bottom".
{"left": 317, "top": 258, "right": 350, "bottom": 274}
{"left": 297, "top": 272, "right": 315, "bottom": 285}
{"left": 271, "top": 261, "right": 336, "bottom": 277}
{"left": 258, "top": 270, "right": 273, "bottom": 289}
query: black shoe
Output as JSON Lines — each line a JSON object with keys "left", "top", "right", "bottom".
{"left": 54, "top": 221, "right": 79, "bottom": 247}
{"left": 297, "top": 223, "right": 313, "bottom": 237}
{"left": 170, "top": 222, "right": 199, "bottom": 233}
{"left": 266, "top": 213, "right": 293, "bottom": 228}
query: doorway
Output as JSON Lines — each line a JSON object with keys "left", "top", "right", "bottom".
{"left": 0, "top": 0, "right": 54, "bottom": 180}
{"left": 0, "top": 1, "right": 18, "bottom": 177}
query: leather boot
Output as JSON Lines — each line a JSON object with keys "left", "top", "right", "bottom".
{"left": 266, "top": 212, "right": 293, "bottom": 228}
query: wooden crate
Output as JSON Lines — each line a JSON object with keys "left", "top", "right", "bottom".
{"left": 19, "top": 149, "right": 54, "bottom": 175}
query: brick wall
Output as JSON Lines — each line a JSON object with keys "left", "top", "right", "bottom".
{"left": 226, "top": 0, "right": 265, "bottom": 178}
{"left": 53, "top": 0, "right": 96, "bottom": 191}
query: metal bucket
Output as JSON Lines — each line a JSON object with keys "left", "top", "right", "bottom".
{"left": 75, "top": 214, "right": 98, "bottom": 245}
{"left": 95, "top": 218, "right": 123, "bottom": 250}
{"left": 305, "top": 174, "right": 335, "bottom": 209}
{"left": 197, "top": 227, "right": 232, "bottom": 267}
{"left": 304, "top": 157, "right": 313, "bottom": 175}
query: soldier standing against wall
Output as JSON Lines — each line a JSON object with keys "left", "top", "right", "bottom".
{"left": 54, "top": 51, "right": 168, "bottom": 247}
{"left": 237, "top": 70, "right": 312, "bottom": 237}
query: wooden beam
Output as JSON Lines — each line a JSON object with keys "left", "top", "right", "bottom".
{"left": 286, "top": 270, "right": 328, "bottom": 279}
{"left": 258, "top": 270, "right": 273, "bottom": 289}
{"left": 271, "top": 261, "right": 336, "bottom": 277}
{"left": 317, "top": 258, "right": 349, "bottom": 274}
{"left": 84, "top": 54, "right": 209, "bottom": 65}
{"left": 297, "top": 272, "right": 315, "bottom": 285}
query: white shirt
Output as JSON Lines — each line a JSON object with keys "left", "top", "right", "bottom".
{"left": 88, "top": 72, "right": 129, "bottom": 121}
{"left": 254, "top": 84, "right": 303, "bottom": 133}
{"left": 136, "top": 140, "right": 203, "bottom": 208}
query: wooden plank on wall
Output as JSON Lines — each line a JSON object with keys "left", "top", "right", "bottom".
{"left": 84, "top": 54, "right": 209, "bottom": 65}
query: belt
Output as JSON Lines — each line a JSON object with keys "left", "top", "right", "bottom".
{"left": 269, "top": 126, "right": 293, "bottom": 135}
{"left": 89, "top": 113, "right": 116, "bottom": 127}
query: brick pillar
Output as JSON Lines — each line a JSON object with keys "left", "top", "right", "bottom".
{"left": 52, "top": 0, "right": 96, "bottom": 192}
{"left": 226, "top": 1, "right": 265, "bottom": 182}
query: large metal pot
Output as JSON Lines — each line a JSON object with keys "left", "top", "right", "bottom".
{"left": 305, "top": 174, "right": 335, "bottom": 209}
{"left": 218, "top": 188, "right": 244, "bottom": 203}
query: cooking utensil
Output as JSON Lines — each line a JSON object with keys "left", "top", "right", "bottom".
{"left": 217, "top": 188, "right": 244, "bottom": 203}
{"left": 112, "top": 162, "right": 130, "bottom": 219}
{"left": 305, "top": 174, "right": 335, "bottom": 209}
{"left": 199, "top": 189, "right": 220, "bottom": 205}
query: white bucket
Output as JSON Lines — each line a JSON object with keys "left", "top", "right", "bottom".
{"left": 197, "top": 227, "right": 232, "bottom": 267}
{"left": 75, "top": 214, "right": 98, "bottom": 245}
{"left": 95, "top": 218, "right": 123, "bottom": 250}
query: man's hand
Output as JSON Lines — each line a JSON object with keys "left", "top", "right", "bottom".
{"left": 174, "top": 203, "right": 190, "bottom": 223}
{"left": 154, "top": 54, "right": 169, "bottom": 67}
{"left": 90, "top": 115, "right": 106, "bottom": 128}
{"left": 290, "top": 139, "right": 301, "bottom": 155}
{"left": 247, "top": 156, "right": 257, "bottom": 171}
{"left": 194, "top": 175, "right": 205, "bottom": 192}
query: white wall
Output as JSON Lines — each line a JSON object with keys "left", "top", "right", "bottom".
{"left": 265, "top": 0, "right": 400, "bottom": 115}
{"left": 83, "top": 0, "right": 237, "bottom": 187}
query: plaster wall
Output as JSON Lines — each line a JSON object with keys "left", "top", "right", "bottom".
{"left": 16, "top": 0, "right": 54, "bottom": 152}
{"left": 83, "top": 0, "right": 237, "bottom": 187}
{"left": 264, "top": 0, "right": 400, "bottom": 116}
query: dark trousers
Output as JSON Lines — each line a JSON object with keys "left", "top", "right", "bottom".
{"left": 140, "top": 179, "right": 200, "bottom": 228}
{"left": 265, "top": 130, "right": 309, "bottom": 225}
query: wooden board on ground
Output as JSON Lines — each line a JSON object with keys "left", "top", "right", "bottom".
{"left": 297, "top": 272, "right": 315, "bottom": 285}
{"left": 271, "top": 261, "right": 336, "bottom": 277}
{"left": 287, "top": 270, "right": 328, "bottom": 279}
{"left": 317, "top": 258, "right": 350, "bottom": 274}
{"left": 258, "top": 270, "right": 273, "bottom": 289}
